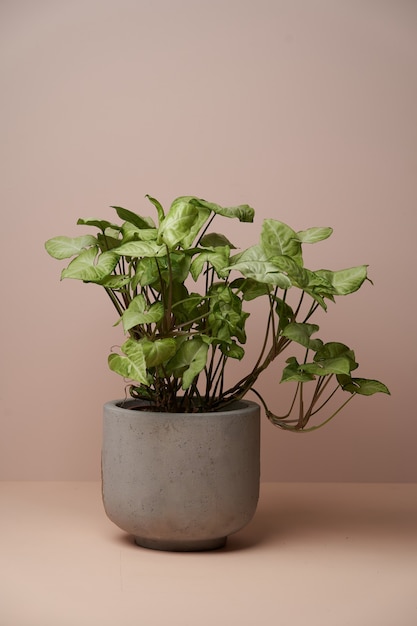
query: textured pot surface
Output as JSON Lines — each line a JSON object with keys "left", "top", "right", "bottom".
{"left": 102, "top": 399, "right": 260, "bottom": 551}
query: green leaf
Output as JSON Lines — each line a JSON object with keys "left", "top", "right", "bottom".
{"left": 113, "top": 240, "right": 166, "bottom": 258}
{"left": 190, "top": 247, "right": 230, "bottom": 281}
{"left": 108, "top": 339, "right": 149, "bottom": 385}
{"left": 207, "top": 284, "right": 249, "bottom": 344}
{"left": 117, "top": 295, "right": 164, "bottom": 332}
{"left": 121, "top": 222, "right": 158, "bottom": 242}
{"left": 158, "top": 252, "right": 192, "bottom": 283}
{"left": 61, "top": 247, "right": 119, "bottom": 282}
{"left": 301, "top": 356, "right": 354, "bottom": 376}
{"left": 314, "top": 342, "right": 358, "bottom": 370}
{"left": 157, "top": 197, "right": 211, "bottom": 249}
{"left": 282, "top": 322, "right": 323, "bottom": 350}
{"left": 337, "top": 375, "right": 390, "bottom": 396}
{"left": 97, "top": 233, "right": 122, "bottom": 252}
{"left": 199, "top": 232, "right": 236, "bottom": 248}
{"left": 228, "top": 246, "right": 292, "bottom": 288}
{"left": 260, "top": 220, "right": 302, "bottom": 263}
{"left": 45, "top": 235, "right": 97, "bottom": 260}
{"left": 230, "top": 278, "right": 270, "bottom": 301}
{"left": 193, "top": 199, "right": 255, "bottom": 223}
{"left": 140, "top": 338, "right": 177, "bottom": 367}
{"left": 166, "top": 337, "right": 209, "bottom": 389}
{"left": 274, "top": 297, "right": 294, "bottom": 331}
{"left": 296, "top": 227, "right": 333, "bottom": 244}
{"left": 271, "top": 255, "right": 309, "bottom": 287}
{"left": 77, "top": 218, "right": 118, "bottom": 231}
{"left": 100, "top": 275, "right": 131, "bottom": 289}
{"left": 281, "top": 357, "right": 316, "bottom": 383}
{"left": 145, "top": 194, "right": 165, "bottom": 224}
{"left": 111, "top": 206, "right": 155, "bottom": 229}
{"left": 220, "top": 340, "right": 245, "bottom": 359}
{"left": 132, "top": 258, "right": 159, "bottom": 288}
{"left": 315, "top": 266, "right": 368, "bottom": 296}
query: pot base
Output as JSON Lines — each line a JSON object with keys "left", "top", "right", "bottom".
{"left": 134, "top": 536, "right": 227, "bottom": 552}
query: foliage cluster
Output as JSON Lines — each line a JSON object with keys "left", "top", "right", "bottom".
{"left": 45, "top": 195, "right": 389, "bottom": 430}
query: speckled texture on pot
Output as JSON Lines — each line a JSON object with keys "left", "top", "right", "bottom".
{"left": 102, "top": 399, "right": 260, "bottom": 551}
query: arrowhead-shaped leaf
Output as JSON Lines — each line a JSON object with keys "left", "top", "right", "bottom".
{"left": 61, "top": 247, "right": 118, "bottom": 282}
{"left": 261, "top": 220, "right": 302, "bottom": 263}
{"left": 282, "top": 322, "right": 323, "bottom": 350}
{"left": 45, "top": 235, "right": 97, "bottom": 259}
{"left": 118, "top": 295, "right": 164, "bottom": 332}
{"left": 108, "top": 339, "right": 149, "bottom": 385}
{"left": 315, "top": 266, "right": 368, "bottom": 295}
{"left": 337, "top": 375, "right": 390, "bottom": 396}
{"left": 166, "top": 337, "right": 209, "bottom": 389}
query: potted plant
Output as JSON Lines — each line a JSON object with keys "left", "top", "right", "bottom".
{"left": 45, "top": 195, "right": 389, "bottom": 550}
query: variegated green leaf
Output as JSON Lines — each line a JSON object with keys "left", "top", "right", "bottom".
{"left": 261, "top": 220, "right": 302, "bottom": 263}
{"left": 118, "top": 295, "right": 164, "bottom": 332}
{"left": 108, "top": 339, "right": 149, "bottom": 385}
{"left": 157, "top": 197, "right": 211, "bottom": 249}
{"left": 45, "top": 235, "right": 97, "bottom": 260}
{"left": 61, "top": 247, "right": 118, "bottom": 282}
{"left": 296, "top": 227, "right": 333, "bottom": 244}
{"left": 166, "top": 337, "right": 209, "bottom": 389}
{"left": 113, "top": 240, "right": 166, "bottom": 258}
{"left": 315, "top": 266, "right": 368, "bottom": 295}
{"left": 140, "top": 338, "right": 177, "bottom": 367}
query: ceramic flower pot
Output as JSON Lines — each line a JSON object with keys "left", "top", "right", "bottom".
{"left": 102, "top": 399, "right": 260, "bottom": 551}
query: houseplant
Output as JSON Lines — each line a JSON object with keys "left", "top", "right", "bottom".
{"left": 45, "top": 195, "right": 389, "bottom": 550}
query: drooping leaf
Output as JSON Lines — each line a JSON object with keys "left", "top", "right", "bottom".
{"left": 61, "top": 247, "right": 119, "bottom": 282}
{"left": 45, "top": 235, "right": 97, "bottom": 260}
{"left": 296, "top": 227, "right": 333, "bottom": 244}
{"left": 192, "top": 198, "right": 255, "bottom": 223}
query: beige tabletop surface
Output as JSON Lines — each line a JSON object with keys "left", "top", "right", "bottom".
{"left": 1, "top": 482, "right": 416, "bottom": 626}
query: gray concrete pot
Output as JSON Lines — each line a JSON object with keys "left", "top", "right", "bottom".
{"left": 102, "top": 398, "right": 260, "bottom": 551}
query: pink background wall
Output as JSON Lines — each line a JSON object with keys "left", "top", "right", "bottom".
{"left": 1, "top": 0, "right": 415, "bottom": 481}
